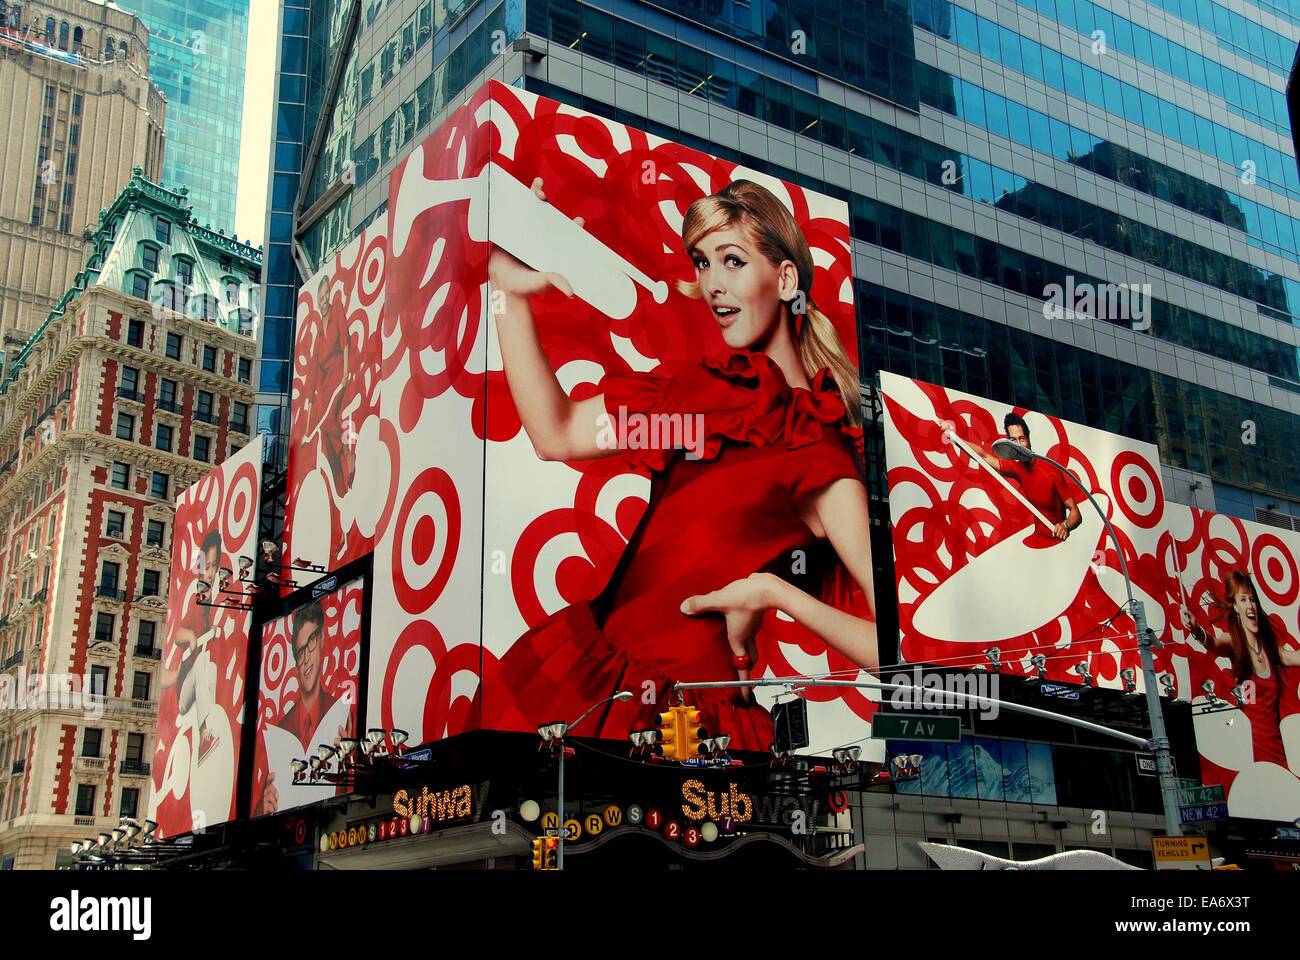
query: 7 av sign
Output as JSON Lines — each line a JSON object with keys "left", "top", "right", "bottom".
{"left": 872, "top": 713, "right": 961, "bottom": 742}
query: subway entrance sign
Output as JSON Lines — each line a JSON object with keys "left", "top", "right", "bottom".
{"left": 872, "top": 713, "right": 961, "bottom": 742}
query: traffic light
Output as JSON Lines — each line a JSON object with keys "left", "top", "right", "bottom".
{"left": 659, "top": 705, "right": 704, "bottom": 761}
{"left": 541, "top": 836, "right": 559, "bottom": 870}
{"left": 680, "top": 706, "right": 703, "bottom": 760}
{"left": 530, "top": 836, "right": 545, "bottom": 870}
{"left": 659, "top": 709, "right": 680, "bottom": 761}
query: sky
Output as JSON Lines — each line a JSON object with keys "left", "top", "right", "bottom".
{"left": 233, "top": 0, "right": 277, "bottom": 247}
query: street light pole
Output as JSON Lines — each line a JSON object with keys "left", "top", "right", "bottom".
{"left": 992, "top": 439, "right": 1183, "bottom": 837}
{"left": 546, "top": 690, "right": 632, "bottom": 870}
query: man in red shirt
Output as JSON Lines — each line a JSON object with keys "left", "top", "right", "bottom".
{"left": 161, "top": 530, "right": 227, "bottom": 763}
{"left": 963, "top": 413, "right": 1082, "bottom": 540}
{"left": 256, "top": 601, "right": 350, "bottom": 814}
{"left": 303, "top": 275, "right": 356, "bottom": 496}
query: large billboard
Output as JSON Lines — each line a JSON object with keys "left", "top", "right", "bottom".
{"left": 1159, "top": 506, "right": 1300, "bottom": 820}
{"left": 251, "top": 578, "right": 363, "bottom": 816}
{"left": 149, "top": 435, "right": 263, "bottom": 838}
{"left": 880, "top": 372, "right": 1174, "bottom": 689}
{"left": 287, "top": 80, "right": 881, "bottom": 757}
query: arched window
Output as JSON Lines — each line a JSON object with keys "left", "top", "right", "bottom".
{"left": 44, "top": 16, "right": 54, "bottom": 44}
{"left": 118, "top": 40, "right": 127, "bottom": 59}
{"left": 58, "top": 20, "right": 68, "bottom": 50}
{"left": 105, "top": 35, "right": 115, "bottom": 59}
{"left": 73, "top": 26, "right": 83, "bottom": 52}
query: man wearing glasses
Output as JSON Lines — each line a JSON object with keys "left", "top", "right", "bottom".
{"left": 256, "top": 601, "right": 348, "bottom": 815}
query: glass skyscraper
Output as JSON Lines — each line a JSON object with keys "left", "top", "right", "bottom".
{"left": 262, "top": 0, "right": 1300, "bottom": 526}
{"left": 121, "top": 0, "right": 250, "bottom": 230}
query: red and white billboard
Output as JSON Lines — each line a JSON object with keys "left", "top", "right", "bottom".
{"left": 880, "top": 372, "right": 1174, "bottom": 688}
{"left": 1159, "top": 506, "right": 1300, "bottom": 820}
{"left": 284, "top": 216, "right": 391, "bottom": 576}
{"left": 149, "top": 435, "right": 263, "bottom": 838}
{"left": 251, "top": 579, "right": 363, "bottom": 816}
{"left": 287, "top": 80, "right": 881, "bottom": 756}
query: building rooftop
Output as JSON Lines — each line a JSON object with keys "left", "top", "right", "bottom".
{"left": 1, "top": 168, "right": 263, "bottom": 396}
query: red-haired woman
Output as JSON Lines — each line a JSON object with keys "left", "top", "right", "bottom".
{"left": 1182, "top": 570, "right": 1300, "bottom": 765}
{"left": 476, "top": 178, "right": 878, "bottom": 750}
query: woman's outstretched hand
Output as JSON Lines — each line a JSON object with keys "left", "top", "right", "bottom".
{"left": 682, "top": 573, "right": 781, "bottom": 701}
{"left": 487, "top": 177, "right": 581, "bottom": 298}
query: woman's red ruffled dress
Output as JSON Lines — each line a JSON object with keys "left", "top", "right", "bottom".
{"left": 475, "top": 350, "right": 865, "bottom": 752}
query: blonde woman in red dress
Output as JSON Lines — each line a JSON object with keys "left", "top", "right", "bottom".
{"left": 476, "top": 178, "right": 879, "bottom": 751}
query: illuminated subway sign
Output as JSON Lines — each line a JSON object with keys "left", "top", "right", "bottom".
{"left": 680, "top": 780, "right": 822, "bottom": 826}
{"left": 392, "top": 784, "right": 473, "bottom": 821}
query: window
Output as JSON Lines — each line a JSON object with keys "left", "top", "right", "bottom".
{"left": 155, "top": 219, "right": 171, "bottom": 244}
{"left": 231, "top": 402, "right": 248, "bottom": 433}
{"left": 155, "top": 423, "right": 172, "bottom": 452}
{"left": 120, "top": 787, "right": 139, "bottom": 819}
{"left": 127, "top": 319, "right": 144, "bottom": 347}
{"left": 74, "top": 784, "right": 95, "bottom": 817}
{"left": 176, "top": 257, "right": 193, "bottom": 287}
{"left": 150, "top": 472, "right": 169, "bottom": 499}
{"left": 115, "top": 412, "right": 134, "bottom": 441}
{"left": 141, "top": 569, "right": 160, "bottom": 597}
{"left": 120, "top": 365, "right": 139, "bottom": 397}
{"left": 237, "top": 357, "right": 251, "bottom": 383}
{"left": 159, "top": 378, "right": 178, "bottom": 411}
{"left": 58, "top": 20, "right": 67, "bottom": 50}
{"left": 81, "top": 728, "right": 102, "bottom": 758}
{"left": 105, "top": 510, "right": 125, "bottom": 539}
{"left": 93, "top": 612, "right": 113, "bottom": 645}
{"left": 65, "top": 153, "right": 75, "bottom": 175}
{"left": 31, "top": 206, "right": 40, "bottom": 227}
{"left": 141, "top": 245, "right": 158, "bottom": 272}
{"left": 145, "top": 519, "right": 165, "bottom": 549}
{"left": 196, "top": 390, "right": 214, "bottom": 422}
{"left": 165, "top": 332, "right": 182, "bottom": 361}
{"left": 136, "top": 620, "right": 156, "bottom": 652}
{"left": 125, "top": 733, "right": 144, "bottom": 762}
{"left": 202, "top": 345, "right": 217, "bottom": 372}
{"left": 131, "top": 274, "right": 149, "bottom": 299}
{"left": 59, "top": 213, "right": 71, "bottom": 234}
{"left": 89, "top": 666, "right": 108, "bottom": 696}
{"left": 73, "top": 94, "right": 82, "bottom": 117}
{"left": 110, "top": 462, "right": 130, "bottom": 490}
{"left": 99, "top": 561, "right": 120, "bottom": 592}
{"left": 193, "top": 434, "right": 210, "bottom": 463}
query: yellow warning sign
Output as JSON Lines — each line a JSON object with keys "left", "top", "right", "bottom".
{"left": 1151, "top": 836, "right": 1211, "bottom": 870}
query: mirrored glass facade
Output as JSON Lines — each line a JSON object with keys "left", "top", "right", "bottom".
{"left": 267, "top": 0, "right": 1300, "bottom": 522}
{"left": 120, "top": 1, "right": 250, "bottom": 230}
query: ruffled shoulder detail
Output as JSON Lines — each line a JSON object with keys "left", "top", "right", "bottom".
{"left": 597, "top": 351, "right": 855, "bottom": 473}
